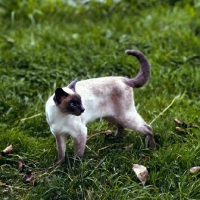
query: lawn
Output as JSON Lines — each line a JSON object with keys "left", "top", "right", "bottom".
{"left": 0, "top": 0, "right": 200, "bottom": 199}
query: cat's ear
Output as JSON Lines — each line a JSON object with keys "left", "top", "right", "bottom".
{"left": 53, "top": 88, "right": 69, "bottom": 105}
{"left": 67, "top": 78, "right": 78, "bottom": 91}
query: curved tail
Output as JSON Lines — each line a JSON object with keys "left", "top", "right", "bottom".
{"left": 125, "top": 50, "right": 151, "bottom": 88}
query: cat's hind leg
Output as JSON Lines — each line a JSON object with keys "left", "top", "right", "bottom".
{"left": 122, "top": 112, "right": 155, "bottom": 149}
{"left": 104, "top": 117, "right": 124, "bottom": 137}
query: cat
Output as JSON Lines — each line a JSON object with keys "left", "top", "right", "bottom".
{"left": 45, "top": 50, "right": 155, "bottom": 163}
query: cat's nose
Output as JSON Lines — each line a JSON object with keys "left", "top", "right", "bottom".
{"left": 81, "top": 107, "right": 85, "bottom": 113}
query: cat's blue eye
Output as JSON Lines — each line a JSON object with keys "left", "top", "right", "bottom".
{"left": 70, "top": 102, "right": 75, "bottom": 107}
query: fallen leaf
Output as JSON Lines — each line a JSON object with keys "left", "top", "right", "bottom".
{"left": 103, "top": 130, "right": 113, "bottom": 135}
{"left": 132, "top": 164, "right": 148, "bottom": 186}
{"left": 190, "top": 166, "right": 200, "bottom": 174}
{"left": 190, "top": 124, "right": 199, "bottom": 129}
{"left": 174, "top": 118, "right": 198, "bottom": 129}
{"left": 18, "top": 160, "right": 25, "bottom": 172}
{"left": 6, "top": 37, "right": 15, "bottom": 43}
{"left": 1, "top": 144, "right": 13, "bottom": 156}
{"left": 175, "top": 127, "right": 188, "bottom": 133}
{"left": 123, "top": 143, "right": 133, "bottom": 149}
{"left": 174, "top": 118, "right": 188, "bottom": 128}
{"left": 23, "top": 171, "right": 35, "bottom": 182}
{"left": 2, "top": 189, "right": 9, "bottom": 194}
{"left": 174, "top": 118, "right": 182, "bottom": 125}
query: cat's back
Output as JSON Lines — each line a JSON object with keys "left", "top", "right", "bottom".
{"left": 76, "top": 76, "right": 131, "bottom": 98}
{"left": 76, "top": 76, "right": 127, "bottom": 89}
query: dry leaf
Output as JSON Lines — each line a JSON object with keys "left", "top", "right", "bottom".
{"left": 103, "top": 130, "right": 113, "bottom": 135}
{"left": 174, "top": 118, "right": 182, "bottom": 125}
{"left": 6, "top": 37, "right": 15, "bottom": 43}
{"left": 23, "top": 171, "right": 35, "bottom": 182}
{"left": 132, "top": 164, "right": 148, "bottom": 186}
{"left": 190, "top": 166, "right": 200, "bottom": 174}
{"left": 190, "top": 124, "right": 199, "bottom": 129}
{"left": 175, "top": 127, "right": 188, "bottom": 133}
{"left": 2, "top": 189, "right": 9, "bottom": 194}
{"left": 174, "top": 119, "right": 187, "bottom": 128}
{"left": 123, "top": 143, "right": 133, "bottom": 149}
{"left": 1, "top": 144, "right": 13, "bottom": 156}
{"left": 18, "top": 160, "right": 25, "bottom": 172}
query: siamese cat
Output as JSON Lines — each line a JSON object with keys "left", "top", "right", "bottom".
{"left": 45, "top": 50, "right": 155, "bottom": 163}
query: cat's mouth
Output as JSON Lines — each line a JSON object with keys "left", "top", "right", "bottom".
{"left": 72, "top": 107, "right": 85, "bottom": 116}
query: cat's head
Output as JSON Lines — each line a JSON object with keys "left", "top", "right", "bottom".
{"left": 53, "top": 78, "right": 85, "bottom": 116}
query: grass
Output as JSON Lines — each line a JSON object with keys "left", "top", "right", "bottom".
{"left": 0, "top": 0, "right": 200, "bottom": 199}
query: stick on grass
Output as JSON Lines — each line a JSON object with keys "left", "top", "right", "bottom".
{"left": 150, "top": 95, "right": 180, "bottom": 125}
{"left": 20, "top": 113, "right": 43, "bottom": 122}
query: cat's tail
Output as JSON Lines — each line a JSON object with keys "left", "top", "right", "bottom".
{"left": 125, "top": 50, "right": 150, "bottom": 88}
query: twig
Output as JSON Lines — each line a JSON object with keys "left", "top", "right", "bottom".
{"left": 87, "top": 132, "right": 101, "bottom": 141}
{"left": 150, "top": 95, "right": 180, "bottom": 125}
{"left": 98, "top": 143, "right": 121, "bottom": 153}
{"left": 86, "top": 145, "right": 98, "bottom": 156}
{"left": 0, "top": 182, "right": 32, "bottom": 190}
{"left": 20, "top": 113, "right": 43, "bottom": 122}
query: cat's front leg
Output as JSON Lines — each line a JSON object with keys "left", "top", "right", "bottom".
{"left": 55, "top": 134, "right": 67, "bottom": 163}
{"left": 73, "top": 127, "right": 87, "bottom": 157}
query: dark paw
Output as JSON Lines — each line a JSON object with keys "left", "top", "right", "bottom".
{"left": 149, "top": 139, "right": 156, "bottom": 150}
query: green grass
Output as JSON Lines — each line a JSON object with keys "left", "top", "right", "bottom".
{"left": 1, "top": 0, "right": 200, "bottom": 199}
